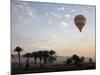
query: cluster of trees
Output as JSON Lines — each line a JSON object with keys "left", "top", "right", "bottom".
{"left": 12, "top": 46, "right": 93, "bottom": 69}
{"left": 65, "top": 54, "right": 93, "bottom": 66}
{"left": 13, "top": 46, "right": 56, "bottom": 69}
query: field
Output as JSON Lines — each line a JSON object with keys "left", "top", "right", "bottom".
{"left": 11, "top": 62, "right": 96, "bottom": 74}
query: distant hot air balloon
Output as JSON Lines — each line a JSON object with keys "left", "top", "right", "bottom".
{"left": 74, "top": 15, "right": 86, "bottom": 32}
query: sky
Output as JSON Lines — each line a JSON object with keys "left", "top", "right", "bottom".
{"left": 11, "top": 0, "right": 96, "bottom": 58}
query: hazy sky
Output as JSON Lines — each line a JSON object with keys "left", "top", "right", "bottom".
{"left": 11, "top": 0, "right": 96, "bottom": 58}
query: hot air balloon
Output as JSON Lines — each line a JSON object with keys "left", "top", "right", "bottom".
{"left": 74, "top": 15, "right": 86, "bottom": 32}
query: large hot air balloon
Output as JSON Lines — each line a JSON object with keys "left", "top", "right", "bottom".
{"left": 74, "top": 15, "right": 86, "bottom": 32}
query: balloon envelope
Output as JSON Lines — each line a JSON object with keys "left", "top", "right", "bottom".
{"left": 74, "top": 15, "right": 86, "bottom": 32}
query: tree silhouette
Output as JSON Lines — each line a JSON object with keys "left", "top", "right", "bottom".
{"left": 14, "top": 46, "right": 23, "bottom": 68}
{"left": 89, "top": 58, "right": 93, "bottom": 63}
{"left": 71, "top": 54, "right": 81, "bottom": 65}
{"left": 49, "top": 50, "right": 56, "bottom": 65}
{"left": 66, "top": 58, "right": 72, "bottom": 65}
{"left": 54, "top": 55, "right": 57, "bottom": 64}
{"left": 80, "top": 56, "right": 85, "bottom": 64}
{"left": 48, "top": 56, "right": 57, "bottom": 65}
{"left": 11, "top": 54, "right": 14, "bottom": 58}
{"left": 37, "top": 51, "right": 43, "bottom": 67}
{"left": 42, "top": 50, "right": 49, "bottom": 67}
{"left": 32, "top": 52, "right": 38, "bottom": 68}
{"left": 23, "top": 53, "right": 33, "bottom": 69}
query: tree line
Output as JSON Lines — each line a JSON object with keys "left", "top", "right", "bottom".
{"left": 12, "top": 46, "right": 56, "bottom": 69}
{"left": 12, "top": 46, "right": 93, "bottom": 69}
{"left": 65, "top": 54, "right": 93, "bottom": 66}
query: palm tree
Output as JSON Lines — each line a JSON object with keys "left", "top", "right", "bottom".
{"left": 49, "top": 50, "right": 56, "bottom": 65}
{"left": 32, "top": 52, "right": 38, "bottom": 68}
{"left": 23, "top": 53, "right": 33, "bottom": 68}
{"left": 43, "top": 50, "right": 49, "bottom": 67}
{"left": 48, "top": 56, "right": 56, "bottom": 64}
{"left": 49, "top": 50, "right": 56, "bottom": 56}
{"left": 14, "top": 46, "right": 23, "bottom": 67}
{"left": 49, "top": 50, "right": 56, "bottom": 64}
{"left": 54, "top": 55, "right": 57, "bottom": 64}
{"left": 38, "top": 51, "right": 43, "bottom": 67}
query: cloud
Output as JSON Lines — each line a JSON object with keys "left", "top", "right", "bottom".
{"left": 12, "top": 1, "right": 37, "bottom": 27}
{"left": 51, "top": 12, "right": 61, "bottom": 18}
{"left": 83, "top": 10, "right": 88, "bottom": 13}
{"left": 65, "top": 14, "right": 71, "bottom": 18}
{"left": 24, "top": 5, "right": 37, "bottom": 18}
{"left": 14, "top": 1, "right": 37, "bottom": 17}
{"left": 61, "top": 7, "right": 65, "bottom": 10}
{"left": 45, "top": 13, "right": 49, "bottom": 17}
{"left": 57, "top": 7, "right": 65, "bottom": 11}
{"left": 62, "top": 22, "right": 69, "bottom": 27}
{"left": 70, "top": 9, "right": 76, "bottom": 12}
{"left": 48, "top": 19, "right": 53, "bottom": 24}
{"left": 58, "top": 22, "right": 69, "bottom": 32}
{"left": 27, "top": 11, "right": 35, "bottom": 17}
